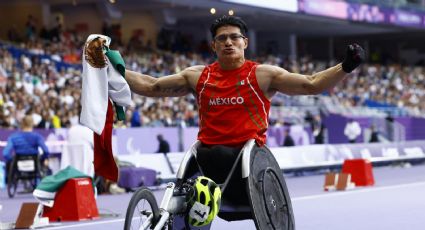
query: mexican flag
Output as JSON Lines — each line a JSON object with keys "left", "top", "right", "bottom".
{"left": 33, "top": 166, "right": 90, "bottom": 207}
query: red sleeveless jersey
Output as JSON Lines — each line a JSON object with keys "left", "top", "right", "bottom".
{"left": 196, "top": 60, "right": 270, "bottom": 147}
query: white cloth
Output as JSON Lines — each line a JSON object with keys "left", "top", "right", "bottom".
{"left": 80, "top": 34, "right": 132, "bottom": 135}
{"left": 61, "top": 124, "right": 94, "bottom": 177}
{"left": 344, "top": 121, "right": 362, "bottom": 141}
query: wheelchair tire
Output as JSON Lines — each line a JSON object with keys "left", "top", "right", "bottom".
{"left": 124, "top": 187, "right": 160, "bottom": 230}
{"left": 7, "top": 166, "right": 18, "bottom": 198}
{"left": 247, "top": 146, "right": 295, "bottom": 230}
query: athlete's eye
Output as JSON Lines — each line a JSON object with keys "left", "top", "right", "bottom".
{"left": 214, "top": 33, "right": 246, "bottom": 43}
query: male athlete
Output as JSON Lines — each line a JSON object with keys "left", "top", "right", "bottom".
{"left": 87, "top": 15, "right": 364, "bottom": 229}
{"left": 124, "top": 15, "right": 364, "bottom": 148}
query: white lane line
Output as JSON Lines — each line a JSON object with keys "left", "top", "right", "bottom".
{"left": 43, "top": 218, "right": 125, "bottom": 229}
{"left": 292, "top": 181, "right": 425, "bottom": 202}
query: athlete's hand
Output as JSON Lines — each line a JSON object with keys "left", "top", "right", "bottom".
{"left": 342, "top": 43, "right": 365, "bottom": 73}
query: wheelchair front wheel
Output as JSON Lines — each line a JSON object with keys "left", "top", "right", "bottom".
{"left": 124, "top": 187, "right": 160, "bottom": 230}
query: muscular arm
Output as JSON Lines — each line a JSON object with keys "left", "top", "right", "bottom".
{"left": 258, "top": 63, "right": 347, "bottom": 97}
{"left": 125, "top": 65, "right": 203, "bottom": 97}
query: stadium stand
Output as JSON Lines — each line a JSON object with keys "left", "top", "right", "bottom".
{"left": 0, "top": 0, "right": 425, "bottom": 168}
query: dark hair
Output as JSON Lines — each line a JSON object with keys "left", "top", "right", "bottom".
{"left": 210, "top": 15, "right": 248, "bottom": 38}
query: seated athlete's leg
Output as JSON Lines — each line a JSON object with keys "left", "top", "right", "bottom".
{"left": 174, "top": 145, "right": 242, "bottom": 230}
{"left": 196, "top": 145, "right": 240, "bottom": 183}
{"left": 197, "top": 145, "right": 251, "bottom": 222}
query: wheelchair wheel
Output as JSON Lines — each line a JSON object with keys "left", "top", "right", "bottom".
{"left": 247, "top": 146, "right": 295, "bottom": 230}
{"left": 7, "top": 167, "right": 18, "bottom": 198}
{"left": 124, "top": 187, "right": 160, "bottom": 230}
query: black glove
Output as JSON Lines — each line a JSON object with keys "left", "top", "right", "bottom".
{"left": 342, "top": 43, "right": 365, "bottom": 73}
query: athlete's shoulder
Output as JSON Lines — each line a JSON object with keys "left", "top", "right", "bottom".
{"left": 185, "top": 65, "right": 206, "bottom": 73}
{"left": 256, "top": 64, "right": 287, "bottom": 75}
{"left": 9, "top": 132, "right": 20, "bottom": 140}
{"left": 182, "top": 65, "right": 205, "bottom": 78}
{"left": 256, "top": 64, "right": 277, "bottom": 74}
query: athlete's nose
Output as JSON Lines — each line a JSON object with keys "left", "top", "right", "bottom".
{"left": 224, "top": 37, "right": 233, "bottom": 46}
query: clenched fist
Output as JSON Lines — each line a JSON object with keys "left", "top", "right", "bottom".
{"left": 342, "top": 43, "right": 365, "bottom": 73}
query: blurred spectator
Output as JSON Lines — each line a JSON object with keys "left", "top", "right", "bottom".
{"left": 50, "top": 16, "right": 62, "bottom": 42}
{"left": 344, "top": 119, "right": 362, "bottom": 143}
{"left": 130, "top": 106, "right": 142, "bottom": 127}
{"left": 25, "top": 15, "right": 37, "bottom": 41}
{"left": 385, "top": 113, "right": 395, "bottom": 141}
{"left": 1, "top": 24, "right": 425, "bottom": 131}
{"left": 313, "top": 115, "right": 326, "bottom": 144}
{"left": 156, "top": 134, "right": 170, "bottom": 154}
{"left": 282, "top": 128, "right": 295, "bottom": 147}
{"left": 304, "top": 110, "right": 314, "bottom": 129}
{"left": 369, "top": 124, "right": 380, "bottom": 143}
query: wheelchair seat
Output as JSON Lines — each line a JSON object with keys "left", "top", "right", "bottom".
{"left": 176, "top": 139, "right": 295, "bottom": 230}
{"left": 7, "top": 154, "right": 44, "bottom": 198}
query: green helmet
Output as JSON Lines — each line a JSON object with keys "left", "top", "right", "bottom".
{"left": 187, "top": 176, "right": 222, "bottom": 227}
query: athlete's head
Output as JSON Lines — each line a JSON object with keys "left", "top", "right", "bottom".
{"left": 210, "top": 16, "right": 248, "bottom": 63}
{"left": 210, "top": 15, "right": 248, "bottom": 38}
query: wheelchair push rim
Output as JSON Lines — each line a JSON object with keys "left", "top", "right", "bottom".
{"left": 124, "top": 187, "right": 161, "bottom": 230}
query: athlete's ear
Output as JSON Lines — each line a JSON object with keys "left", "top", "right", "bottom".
{"left": 211, "top": 40, "right": 216, "bottom": 53}
{"left": 243, "top": 37, "right": 248, "bottom": 49}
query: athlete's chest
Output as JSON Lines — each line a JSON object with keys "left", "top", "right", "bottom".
{"left": 199, "top": 71, "right": 255, "bottom": 108}
{"left": 204, "top": 72, "right": 250, "bottom": 92}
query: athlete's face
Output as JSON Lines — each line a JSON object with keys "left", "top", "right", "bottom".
{"left": 211, "top": 25, "right": 248, "bottom": 61}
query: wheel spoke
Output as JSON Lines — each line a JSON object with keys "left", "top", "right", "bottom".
{"left": 124, "top": 188, "right": 160, "bottom": 230}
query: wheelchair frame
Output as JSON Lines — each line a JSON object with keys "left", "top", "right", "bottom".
{"left": 124, "top": 139, "right": 294, "bottom": 230}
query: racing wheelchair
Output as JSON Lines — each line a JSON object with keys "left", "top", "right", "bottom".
{"left": 124, "top": 139, "right": 295, "bottom": 230}
{"left": 7, "top": 154, "right": 45, "bottom": 198}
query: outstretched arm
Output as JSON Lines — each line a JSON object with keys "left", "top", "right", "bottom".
{"left": 261, "top": 63, "right": 347, "bottom": 96}
{"left": 260, "top": 44, "right": 365, "bottom": 97}
{"left": 125, "top": 65, "right": 203, "bottom": 97}
{"left": 84, "top": 36, "right": 202, "bottom": 97}
{"left": 126, "top": 70, "right": 189, "bottom": 97}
